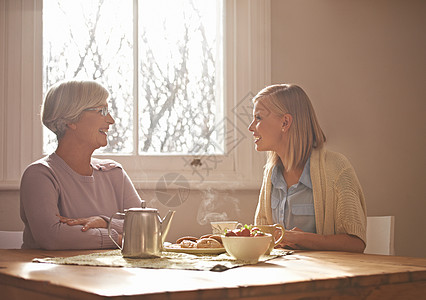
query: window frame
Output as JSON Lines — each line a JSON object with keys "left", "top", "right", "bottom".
{"left": 0, "top": 0, "right": 271, "bottom": 190}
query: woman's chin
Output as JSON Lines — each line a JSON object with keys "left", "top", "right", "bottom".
{"left": 98, "top": 137, "right": 108, "bottom": 148}
{"left": 94, "top": 142, "right": 107, "bottom": 150}
{"left": 255, "top": 142, "right": 272, "bottom": 152}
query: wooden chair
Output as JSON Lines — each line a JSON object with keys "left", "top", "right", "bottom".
{"left": 0, "top": 231, "right": 23, "bottom": 249}
{"left": 364, "top": 216, "right": 395, "bottom": 255}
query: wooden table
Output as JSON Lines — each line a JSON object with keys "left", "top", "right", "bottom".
{"left": 1, "top": 249, "right": 425, "bottom": 299}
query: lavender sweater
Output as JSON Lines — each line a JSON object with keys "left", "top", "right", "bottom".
{"left": 20, "top": 153, "right": 142, "bottom": 250}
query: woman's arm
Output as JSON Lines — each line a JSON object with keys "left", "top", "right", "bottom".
{"left": 58, "top": 215, "right": 122, "bottom": 247}
{"left": 20, "top": 164, "right": 120, "bottom": 250}
{"left": 58, "top": 215, "right": 107, "bottom": 231}
{"left": 278, "top": 227, "right": 365, "bottom": 253}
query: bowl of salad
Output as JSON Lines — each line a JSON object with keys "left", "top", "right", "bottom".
{"left": 221, "top": 225, "right": 272, "bottom": 263}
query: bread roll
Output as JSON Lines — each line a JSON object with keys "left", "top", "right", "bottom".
{"left": 180, "top": 240, "right": 197, "bottom": 248}
{"left": 176, "top": 236, "right": 198, "bottom": 244}
{"left": 209, "top": 234, "right": 222, "bottom": 244}
{"left": 196, "top": 238, "right": 222, "bottom": 248}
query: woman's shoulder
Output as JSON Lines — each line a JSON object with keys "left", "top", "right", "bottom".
{"left": 90, "top": 157, "right": 123, "bottom": 172}
{"left": 312, "top": 147, "right": 354, "bottom": 171}
{"left": 23, "top": 155, "right": 54, "bottom": 173}
{"left": 21, "top": 155, "right": 59, "bottom": 184}
{"left": 324, "top": 148, "right": 349, "bottom": 163}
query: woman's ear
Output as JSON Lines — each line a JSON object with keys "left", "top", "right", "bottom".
{"left": 281, "top": 114, "right": 293, "bottom": 132}
{"left": 67, "top": 122, "right": 77, "bottom": 130}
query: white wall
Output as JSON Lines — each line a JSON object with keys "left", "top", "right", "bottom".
{"left": 271, "top": 0, "right": 426, "bottom": 257}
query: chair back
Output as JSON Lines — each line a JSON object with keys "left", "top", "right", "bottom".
{"left": 0, "top": 231, "right": 23, "bottom": 249}
{"left": 364, "top": 216, "right": 395, "bottom": 255}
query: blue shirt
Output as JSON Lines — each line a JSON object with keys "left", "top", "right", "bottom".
{"left": 271, "top": 157, "right": 316, "bottom": 233}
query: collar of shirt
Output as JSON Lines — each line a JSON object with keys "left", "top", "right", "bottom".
{"left": 271, "top": 157, "right": 312, "bottom": 190}
{"left": 299, "top": 157, "right": 312, "bottom": 189}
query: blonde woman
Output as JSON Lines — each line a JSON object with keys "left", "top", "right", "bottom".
{"left": 249, "top": 84, "right": 366, "bottom": 252}
{"left": 20, "top": 80, "right": 141, "bottom": 250}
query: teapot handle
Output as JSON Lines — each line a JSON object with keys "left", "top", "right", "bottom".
{"left": 108, "top": 212, "right": 125, "bottom": 250}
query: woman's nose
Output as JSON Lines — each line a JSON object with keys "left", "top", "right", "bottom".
{"left": 248, "top": 120, "right": 254, "bottom": 132}
{"left": 107, "top": 113, "right": 115, "bottom": 124}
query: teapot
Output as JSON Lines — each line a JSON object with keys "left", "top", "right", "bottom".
{"left": 108, "top": 200, "right": 175, "bottom": 258}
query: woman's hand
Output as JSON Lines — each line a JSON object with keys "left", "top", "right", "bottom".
{"left": 276, "top": 226, "right": 365, "bottom": 253}
{"left": 58, "top": 215, "right": 107, "bottom": 232}
{"left": 276, "top": 227, "right": 305, "bottom": 250}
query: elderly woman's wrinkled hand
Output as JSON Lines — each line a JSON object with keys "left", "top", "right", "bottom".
{"left": 58, "top": 215, "right": 107, "bottom": 232}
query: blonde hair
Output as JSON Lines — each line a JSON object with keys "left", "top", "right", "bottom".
{"left": 253, "top": 84, "right": 326, "bottom": 172}
{"left": 42, "top": 80, "right": 109, "bottom": 140}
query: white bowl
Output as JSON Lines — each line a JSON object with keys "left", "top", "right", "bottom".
{"left": 221, "top": 234, "right": 272, "bottom": 263}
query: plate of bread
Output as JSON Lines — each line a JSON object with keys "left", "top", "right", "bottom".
{"left": 164, "top": 234, "right": 226, "bottom": 254}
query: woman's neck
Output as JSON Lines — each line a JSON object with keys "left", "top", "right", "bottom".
{"left": 55, "top": 139, "right": 94, "bottom": 176}
{"left": 277, "top": 152, "right": 303, "bottom": 189}
{"left": 282, "top": 167, "right": 303, "bottom": 189}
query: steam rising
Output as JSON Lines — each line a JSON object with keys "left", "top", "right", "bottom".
{"left": 197, "top": 189, "right": 241, "bottom": 225}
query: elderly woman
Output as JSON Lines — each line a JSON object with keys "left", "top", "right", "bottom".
{"left": 249, "top": 84, "right": 367, "bottom": 253}
{"left": 20, "top": 80, "right": 141, "bottom": 250}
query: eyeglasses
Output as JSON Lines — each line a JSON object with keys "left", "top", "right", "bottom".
{"left": 84, "top": 106, "right": 110, "bottom": 116}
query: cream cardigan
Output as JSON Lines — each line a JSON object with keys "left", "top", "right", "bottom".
{"left": 255, "top": 147, "right": 367, "bottom": 244}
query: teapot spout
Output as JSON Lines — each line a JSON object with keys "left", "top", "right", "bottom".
{"left": 160, "top": 210, "right": 175, "bottom": 244}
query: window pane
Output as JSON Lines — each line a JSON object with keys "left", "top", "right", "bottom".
{"left": 138, "top": 0, "right": 223, "bottom": 155}
{"left": 42, "top": 0, "right": 133, "bottom": 154}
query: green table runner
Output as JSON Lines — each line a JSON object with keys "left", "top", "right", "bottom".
{"left": 33, "top": 249, "right": 292, "bottom": 272}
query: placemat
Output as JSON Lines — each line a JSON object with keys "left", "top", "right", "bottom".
{"left": 33, "top": 249, "right": 292, "bottom": 272}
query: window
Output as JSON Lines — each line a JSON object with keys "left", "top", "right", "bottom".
{"left": 0, "top": 0, "right": 270, "bottom": 190}
{"left": 43, "top": 0, "right": 223, "bottom": 156}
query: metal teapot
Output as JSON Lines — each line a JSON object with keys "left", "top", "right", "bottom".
{"left": 108, "top": 200, "right": 175, "bottom": 258}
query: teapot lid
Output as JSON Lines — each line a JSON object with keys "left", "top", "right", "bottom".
{"left": 126, "top": 200, "right": 157, "bottom": 213}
